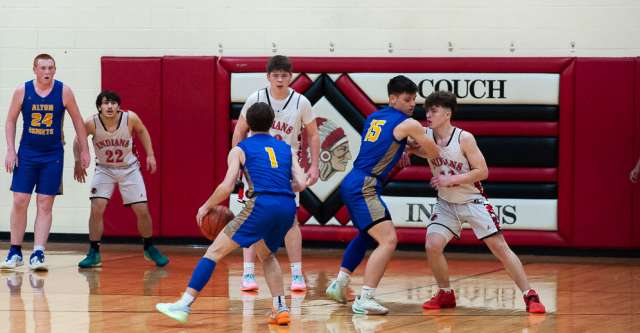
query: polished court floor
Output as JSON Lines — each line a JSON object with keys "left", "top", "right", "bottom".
{"left": 0, "top": 243, "right": 638, "bottom": 332}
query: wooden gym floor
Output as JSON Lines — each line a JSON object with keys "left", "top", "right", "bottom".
{"left": 0, "top": 243, "right": 638, "bottom": 332}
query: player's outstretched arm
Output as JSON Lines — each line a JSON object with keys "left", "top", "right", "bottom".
{"left": 291, "top": 157, "right": 307, "bottom": 193}
{"left": 129, "top": 111, "right": 157, "bottom": 174}
{"left": 432, "top": 131, "right": 488, "bottom": 189}
{"left": 4, "top": 84, "right": 24, "bottom": 173}
{"left": 64, "top": 85, "right": 90, "bottom": 169}
{"left": 197, "top": 147, "right": 243, "bottom": 225}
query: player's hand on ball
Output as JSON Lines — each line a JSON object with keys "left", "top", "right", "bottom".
{"left": 196, "top": 205, "right": 210, "bottom": 227}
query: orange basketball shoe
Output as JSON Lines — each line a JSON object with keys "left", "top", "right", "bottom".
{"left": 269, "top": 307, "right": 290, "bottom": 325}
{"left": 524, "top": 290, "right": 546, "bottom": 313}
{"left": 422, "top": 289, "right": 456, "bottom": 309}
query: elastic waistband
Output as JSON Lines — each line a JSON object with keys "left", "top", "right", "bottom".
{"left": 96, "top": 162, "right": 138, "bottom": 169}
{"left": 438, "top": 197, "right": 487, "bottom": 205}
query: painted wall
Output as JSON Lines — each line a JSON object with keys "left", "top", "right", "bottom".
{"left": 0, "top": 1, "right": 638, "bottom": 238}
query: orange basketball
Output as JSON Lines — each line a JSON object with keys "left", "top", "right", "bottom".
{"left": 200, "top": 205, "right": 235, "bottom": 240}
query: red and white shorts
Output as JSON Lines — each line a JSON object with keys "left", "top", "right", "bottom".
{"left": 90, "top": 163, "right": 147, "bottom": 205}
{"left": 427, "top": 197, "right": 501, "bottom": 242}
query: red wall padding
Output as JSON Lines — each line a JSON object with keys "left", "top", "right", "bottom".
{"left": 99, "top": 56, "right": 640, "bottom": 249}
{"left": 573, "top": 58, "right": 636, "bottom": 248}
{"left": 160, "top": 57, "right": 218, "bottom": 237}
{"left": 100, "top": 57, "right": 163, "bottom": 237}
{"left": 635, "top": 58, "right": 640, "bottom": 245}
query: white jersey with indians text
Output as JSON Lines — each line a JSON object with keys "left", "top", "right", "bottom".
{"left": 92, "top": 112, "right": 138, "bottom": 167}
{"left": 240, "top": 86, "right": 314, "bottom": 151}
{"left": 426, "top": 127, "right": 485, "bottom": 204}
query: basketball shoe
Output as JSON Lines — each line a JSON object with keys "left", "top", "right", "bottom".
{"left": 241, "top": 273, "right": 259, "bottom": 291}
{"left": 29, "top": 250, "right": 47, "bottom": 271}
{"left": 78, "top": 248, "right": 102, "bottom": 268}
{"left": 290, "top": 274, "right": 306, "bottom": 291}
{"left": 524, "top": 290, "right": 546, "bottom": 313}
{"left": 422, "top": 289, "right": 456, "bottom": 309}
{"left": 0, "top": 252, "right": 23, "bottom": 270}
{"left": 156, "top": 301, "right": 190, "bottom": 323}
{"left": 325, "top": 279, "right": 348, "bottom": 304}
{"left": 144, "top": 246, "right": 169, "bottom": 267}
{"left": 269, "top": 305, "right": 290, "bottom": 325}
{"left": 352, "top": 296, "right": 389, "bottom": 315}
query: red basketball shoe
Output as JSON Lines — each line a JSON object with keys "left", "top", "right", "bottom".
{"left": 524, "top": 290, "right": 546, "bottom": 313}
{"left": 422, "top": 289, "right": 456, "bottom": 309}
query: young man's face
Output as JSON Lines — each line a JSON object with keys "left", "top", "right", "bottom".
{"left": 98, "top": 98, "right": 120, "bottom": 118}
{"left": 389, "top": 92, "right": 417, "bottom": 115}
{"left": 426, "top": 105, "right": 451, "bottom": 128}
{"left": 33, "top": 59, "right": 56, "bottom": 85}
{"left": 267, "top": 70, "right": 292, "bottom": 89}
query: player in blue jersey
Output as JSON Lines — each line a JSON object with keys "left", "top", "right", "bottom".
{"left": 156, "top": 102, "right": 307, "bottom": 326}
{"left": 2, "top": 54, "right": 90, "bottom": 271}
{"left": 325, "top": 75, "right": 440, "bottom": 315}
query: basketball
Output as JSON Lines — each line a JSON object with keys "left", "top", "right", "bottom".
{"left": 200, "top": 205, "right": 235, "bottom": 240}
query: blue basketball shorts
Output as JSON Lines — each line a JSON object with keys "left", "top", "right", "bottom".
{"left": 340, "top": 171, "right": 391, "bottom": 232}
{"left": 10, "top": 151, "right": 63, "bottom": 196}
{"left": 224, "top": 193, "right": 296, "bottom": 253}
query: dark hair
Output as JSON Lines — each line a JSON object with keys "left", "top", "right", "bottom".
{"left": 246, "top": 102, "right": 275, "bottom": 132}
{"left": 95, "top": 91, "right": 121, "bottom": 111}
{"left": 33, "top": 53, "right": 55, "bottom": 68}
{"left": 266, "top": 55, "right": 292, "bottom": 73}
{"left": 387, "top": 75, "right": 418, "bottom": 96}
{"left": 424, "top": 90, "right": 457, "bottom": 114}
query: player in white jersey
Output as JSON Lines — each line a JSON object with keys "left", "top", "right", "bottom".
{"left": 232, "top": 55, "right": 320, "bottom": 292}
{"left": 408, "top": 90, "right": 546, "bottom": 313}
{"left": 73, "top": 91, "right": 168, "bottom": 268}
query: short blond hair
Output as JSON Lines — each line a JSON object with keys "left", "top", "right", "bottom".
{"left": 33, "top": 53, "right": 56, "bottom": 68}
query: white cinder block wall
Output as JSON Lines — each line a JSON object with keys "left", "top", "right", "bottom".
{"left": 0, "top": 0, "right": 639, "bottom": 233}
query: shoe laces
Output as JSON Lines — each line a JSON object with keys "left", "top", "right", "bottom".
{"left": 292, "top": 275, "right": 304, "bottom": 283}
{"left": 146, "top": 246, "right": 159, "bottom": 255}
{"left": 435, "top": 289, "right": 452, "bottom": 299}
{"left": 7, "top": 249, "right": 22, "bottom": 260}
{"left": 5, "top": 254, "right": 19, "bottom": 262}
{"left": 243, "top": 273, "right": 256, "bottom": 282}
{"left": 274, "top": 305, "right": 289, "bottom": 315}
{"left": 359, "top": 296, "right": 386, "bottom": 310}
{"left": 30, "top": 251, "right": 44, "bottom": 262}
{"left": 525, "top": 291, "right": 540, "bottom": 303}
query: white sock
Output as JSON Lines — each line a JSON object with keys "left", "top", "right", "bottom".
{"left": 361, "top": 285, "right": 375, "bottom": 299}
{"left": 177, "top": 292, "right": 195, "bottom": 307}
{"left": 33, "top": 245, "right": 45, "bottom": 253}
{"left": 336, "top": 271, "right": 350, "bottom": 285}
{"left": 273, "top": 295, "right": 287, "bottom": 309}
{"left": 243, "top": 262, "right": 255, "bottom": 276}
{"left": 441, "top": 287, "right": 452, "bottom": 293}
{"left": 290, "top": 262, "right": 302, "bottom": 276}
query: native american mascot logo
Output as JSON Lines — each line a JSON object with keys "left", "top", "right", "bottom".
{"left": 300, "top": 117, "right": 352, "bottom": 181}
